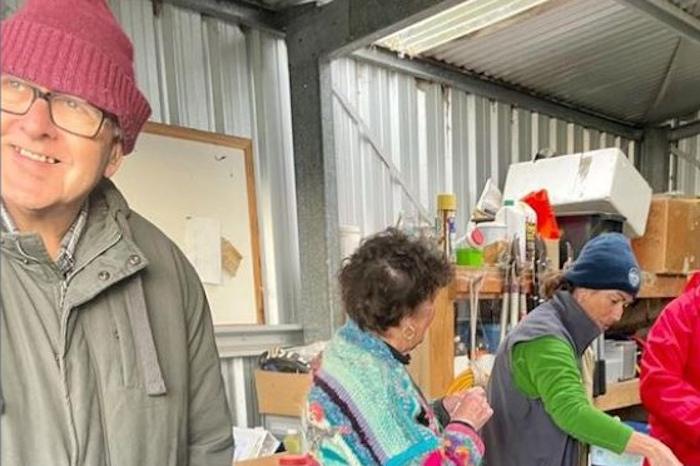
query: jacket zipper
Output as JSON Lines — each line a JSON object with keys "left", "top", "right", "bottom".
{"left": 59, "top": 230, "right": 121, "bottom": 357}
{"left": 57, "top": 230, "right": 121, "bottom": 466}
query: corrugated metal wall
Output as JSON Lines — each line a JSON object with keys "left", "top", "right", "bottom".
{"left": 674, "top": 111, "right": 700, "bottom": 195}
{"left": 106, "top": 0, "right": 301, "bottom": 326}
{"left": 675, "top": 134, "right": 700, "bottom": 195}
{"left": 332, "top": 56, "right": 638, "bottom": 238}
{"left": 108, "top": 0, "right": 301, "bottom": 428}
{"left": 220, "top": 355, "right": 261, "bottom": 427}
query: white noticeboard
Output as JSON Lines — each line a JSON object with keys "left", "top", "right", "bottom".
{"left": 112, "top": 122, "right": 263, "bottom": 325}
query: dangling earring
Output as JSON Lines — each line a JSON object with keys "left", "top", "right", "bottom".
{"left": 402, "top": 324, "right": 416, "bottom": 343}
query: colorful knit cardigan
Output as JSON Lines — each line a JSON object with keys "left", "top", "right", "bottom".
{"left": 304, "top": 320, "right": 485, "bottom": 465}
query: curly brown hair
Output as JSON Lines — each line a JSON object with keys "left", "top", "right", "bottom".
{"left": 338, "top": 228, "right": 453, "bottom": 332}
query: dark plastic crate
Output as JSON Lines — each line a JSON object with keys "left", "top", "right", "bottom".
{"left": 556, "top": 212, "right": 625, "bottom": 265}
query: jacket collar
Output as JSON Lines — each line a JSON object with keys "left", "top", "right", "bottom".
{"left": 0, "top": 199, "right": 89, "bottom": 277}
{"left": 0, "top": 178, "right": 133, "bottom": 278}
{"left": 0, "top": 179, "right": 167, "bottom": 398}
{"left": 551, "top": 290, "right": 602, "bottom": 356}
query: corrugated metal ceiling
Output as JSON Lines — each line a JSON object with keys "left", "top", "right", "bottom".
{"left": 376, "top": 0, "right": 700, "bottom": 125}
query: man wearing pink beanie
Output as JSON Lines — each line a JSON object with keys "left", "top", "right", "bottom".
{"left": 0, "top": 1, "right": 234, "bottom": 465}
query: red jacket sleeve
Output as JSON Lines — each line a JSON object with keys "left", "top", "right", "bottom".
{"left": 640, "top": 283, "right": 700, "bottom": 444}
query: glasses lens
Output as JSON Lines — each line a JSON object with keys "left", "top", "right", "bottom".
{"left": 1, "top": 76, "right": 34, "bottom": 114}
{"left": 50, "top": 95, "right": 104, "bottom": 137}
{"left": 1, "top": 75, "right": 105, "bottom": 137}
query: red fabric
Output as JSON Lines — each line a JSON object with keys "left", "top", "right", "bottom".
{"left": 1, "top": 0, "right": 150, "bottom": 154}
{"left": 640, "top": 279, "right": 700, "bottom": 465}
{"left": 521, "top": 190, "right": 560, "bottom": 239}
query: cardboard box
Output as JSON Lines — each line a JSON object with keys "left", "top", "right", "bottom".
{"left": 503, "top": 148, "right": 652, "bottom": 237}
{"left": 631, "top": 196, "right": 700, "bottom": 273}
{"left": 254, "top": 370, "right": 312, "bottom": 417}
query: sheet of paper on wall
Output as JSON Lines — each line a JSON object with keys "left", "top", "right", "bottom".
{"left": 184, "top": 216, "right": 222, "bottom": 285}
{"left": 233, "top": 427, "right": 280, "bottom": 461}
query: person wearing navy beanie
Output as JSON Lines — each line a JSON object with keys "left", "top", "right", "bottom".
{"left": 483, "top": 232, "right": 681, "bottom": 466}
{"left": 564, "top": 232, "right": 641, "bottom": 299}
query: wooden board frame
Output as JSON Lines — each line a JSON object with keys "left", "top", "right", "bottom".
{"left": 130, "top": 122, "right": 264, "bottom": 324}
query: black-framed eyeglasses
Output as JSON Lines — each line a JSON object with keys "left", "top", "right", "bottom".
{"left": 1, "top": 75, "right": 113, "bottom": 138}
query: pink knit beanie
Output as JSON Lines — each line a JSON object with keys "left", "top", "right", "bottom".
{"left": 1, "top": 0, "right": 151, "bottom": 154}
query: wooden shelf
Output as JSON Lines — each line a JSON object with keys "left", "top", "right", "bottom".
{"left": 638, "top": 272, "right": 690, "bottom": 298}
{"left": 593, "top": 378, "right": 641, "bottom": 411}
{"left": 453, "top": 266, "right": 532, "bottom": 299}
{"left": 453, "top": 267, "right": 691, "bottom": 299}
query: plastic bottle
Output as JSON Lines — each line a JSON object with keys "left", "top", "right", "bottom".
{"left": 282, "top": 429, "right": 302, "bottom": 455}
{"left": 521, "top": 202, "right": 537, "bottom": 264}
{"left": 496, "top": 200, "right": 537, "bottom": 263}
{"left": 436, "top": 193, "right": 457, "bottom": 262}
{"left": 279, "top": 429, "right": 319, "bottom": 466}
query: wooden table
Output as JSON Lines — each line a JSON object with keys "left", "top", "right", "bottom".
{"left": 593, "top": 378, "right": 641, "bottom": 411}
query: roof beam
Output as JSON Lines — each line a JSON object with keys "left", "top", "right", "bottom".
{"left": 612, "top": 0, "right": 700, "bottom": 46}
{"left": 164, "top": 0, "right": 284, "bottom": 36}
{"left": 639, "top": 126, "right": 671, "bottom": 192}
{"left": 353, "top": 47, "right": 643, "bottom": 140}
{"left": 669, "top": 120, "right": 700, "bottom": 141}
{"left": 281, "top": 0, "right": 466, "bottom": 59}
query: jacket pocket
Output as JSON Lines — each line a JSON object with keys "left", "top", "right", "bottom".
{"left": 110, "top": 303, "right": 141, "bottom": 388}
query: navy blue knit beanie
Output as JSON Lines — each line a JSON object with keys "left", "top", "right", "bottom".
{"left": 564, "top": 232, "right": 641, "bottom": 296}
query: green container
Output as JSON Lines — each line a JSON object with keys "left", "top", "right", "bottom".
{"left": 456, "top": 247, "right": 483, "bottom": 267}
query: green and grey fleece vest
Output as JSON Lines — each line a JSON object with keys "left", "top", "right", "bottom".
{"left": 482, "top": 291, "right": 601, "bottom": 466}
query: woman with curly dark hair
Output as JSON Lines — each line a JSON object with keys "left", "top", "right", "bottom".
{"left": 304, "top": 228, "right": 492, "bottom": 465}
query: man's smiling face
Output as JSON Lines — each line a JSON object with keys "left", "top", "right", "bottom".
{"left": 1, "top": 75, "right": 123, "bottom": 219}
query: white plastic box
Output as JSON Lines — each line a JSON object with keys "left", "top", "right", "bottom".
{"left": 503, "top": 148, "right": 652, "bottom": 237}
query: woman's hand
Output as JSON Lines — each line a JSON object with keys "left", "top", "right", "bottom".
{"left": 625, "top": 432, "right": 682, "bottom": 466}
{"left": 441, "top": 393, "right": 462, "bottom": 417}
{"left": 450, "top": 387, "right": 493, "bottom": 431}
{"left": 443, "top": 387, "right": 486, "bottom": 416}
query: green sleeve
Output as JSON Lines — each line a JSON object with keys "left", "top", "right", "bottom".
{"left": 511, "top": 336, "right": 633, "bottom": 454}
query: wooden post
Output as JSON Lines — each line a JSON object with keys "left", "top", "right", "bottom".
{"left": 408, "top": 285, "right": 455, "bottom": 399}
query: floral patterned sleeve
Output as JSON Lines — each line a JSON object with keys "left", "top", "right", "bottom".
{"left": 305, "top": 386, "right": 485, "bottom": 466}
{"left": 420, "top": 422, "right": 484, "bottom": 465}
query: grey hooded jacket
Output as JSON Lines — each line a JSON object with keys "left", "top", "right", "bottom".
{"left": 0, "top": 179, "right": 233, "bottom": 465}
